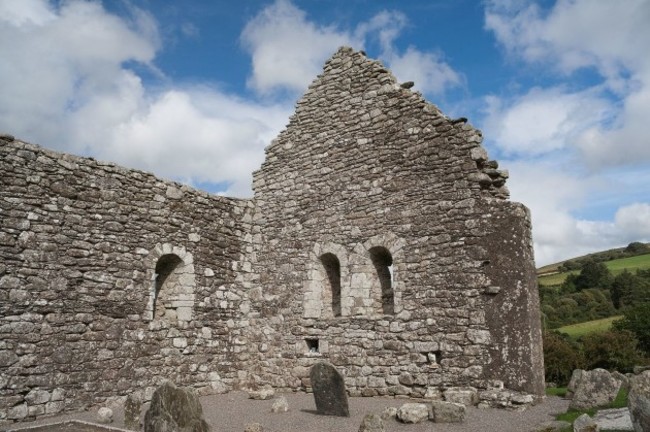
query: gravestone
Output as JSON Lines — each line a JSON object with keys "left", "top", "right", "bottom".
{"left": 144, "top": 381, "right": 209, "bottom": 432}
{"left": 124, "top": 394, "right": 142, "bottom": 431}
{"left": 310, "top": 362, "right": 349, "bottom": 416}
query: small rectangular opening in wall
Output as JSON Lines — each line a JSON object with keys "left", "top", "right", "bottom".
{"left": 427, "top": 350, "right": 442, "bottom": 367}
{"left": 305, "top": 338, "right": 319, "bottom": 353}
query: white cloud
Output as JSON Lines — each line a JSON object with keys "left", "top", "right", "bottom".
{"left": 241, "top": 0, "right": 460, "bottom": 97}
{"left": 0, "top": 0, "right": 289, "bottom": 197}
{"left": 485, "top": 0, "right": 650, "bottom": 169}
{"left": 240, "top": 0, "right": 355, "bottom": 96}
{"left": 107, "top": 89, "right": 290, "bottom": 197}
{"left": 615, "top": 203, "right": 650, "bottom": 240}
{"left": 483, "top": 87, "right": 611, "bottom": 157}
{"left": 0, "top": 0, "right": 158, "bottom": 154}
{"left": 507, "top": 162, "right": 650, "bottom": 266}
{"left": 484, "top": 0, "right": 650, "bottom": 264}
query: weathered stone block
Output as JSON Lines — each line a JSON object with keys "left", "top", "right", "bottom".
{"left": 430, "top": 401, "right": 465, "bottom": 423}
{"left": 570, "top": 369, "right": 622, "bottom": 410}
{"left": 396, "top": 403, "right": 428, "bottom": 424}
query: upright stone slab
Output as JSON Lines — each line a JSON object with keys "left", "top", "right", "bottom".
{"left": 310, "top": 362, "right": 349, "bottom": 417}
{"left": 628, "top": 371, "right": 650, "bottom": 432}
{"left": 144, "top": 381, "right": 209, "bottom": 432}
{"left": 124, "top": 394, "right": 142, "bottom": 431}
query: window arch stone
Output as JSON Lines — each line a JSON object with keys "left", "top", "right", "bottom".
{"left": 143, "top": 243, "right": 196, "bottom": 324}
{"left": 304, "top": 242, "right": 349, "bottom": 319}
{"left": 354, "top": 233, "right": 405, "bottom": 316}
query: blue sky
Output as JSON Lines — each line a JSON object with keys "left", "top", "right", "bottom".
{"left": 1, "top": 0, "right": 649, "bottom": 266}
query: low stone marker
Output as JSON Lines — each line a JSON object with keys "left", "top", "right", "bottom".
{"left": 430, "top": 400, "right": 465, "bottom": 423}
{"left": 310, "top": 362, "right": 349, "bottom": 416}
{"left": 97, "top": 407, "right": 113, "bottom": 424}
{"left": 358, "top": 413, "right": 385, "bottom": 432}
{"left": 569, "top": 369, "right": 622, "bottom": 410}
{"left": 396, "top": 403, "right": 429, "bottom": 424}
{"left": 124, "top": 394, "right": 142, "bottom": 431}
{"left": 593, "top": 408, "right": 633, "bottom": 431}
{"left": 628, "top": 371, "right": 650, "bottom": 432}
{"left": 271, "top": 396, "right": 289, "bottom": 413}
{"left": 144, "top": 381, "right": 209, "bottom": 432}
{"left": 573, "top": 413, "right": 599, "bottom": 432}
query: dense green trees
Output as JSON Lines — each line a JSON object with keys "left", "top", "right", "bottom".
{"left": 543, "top": 331, "right": 584, "bottom": 385}
{"left": 613, "top": 303, "right": 650, "bottom": 354}
{"left": 541, "top": 258, "right": 650, "bottom": 329}
{"left": 541, "top": 245, "right": 650, "bottom": 382}
{"left": 543, "top": 329, "right": 645, "bottom": 385}
{"left": 581, "top": 330, "right": 642, "bottom": 372}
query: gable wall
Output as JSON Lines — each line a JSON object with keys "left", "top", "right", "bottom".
{"left": 247, "top": 48, "right": 543, "bottom": 397}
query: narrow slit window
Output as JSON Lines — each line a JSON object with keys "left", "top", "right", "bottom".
{"left": 320, "top": 253, "right": 342, "bottom": 317}
{"left": 154, "top": 254, "right": 183, "bottom": 320}
{"left": 369, "top": 246, "right": 394, "bottom": 314}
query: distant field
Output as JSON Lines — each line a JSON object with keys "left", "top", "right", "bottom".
{"left": 538, "top": 253, "right": 650, "bottom": 287}
{"left": 555, "top": 316, "right": 622, "bottom": 339}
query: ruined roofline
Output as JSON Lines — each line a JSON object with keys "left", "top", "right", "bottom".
{"left": 0, "top": 134, "right": 249, "bottom": 205}
{"left": 253, "top": 46, "right": 511, "bottom": 201}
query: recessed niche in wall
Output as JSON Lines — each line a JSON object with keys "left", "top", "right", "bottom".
{"left": 305, "top": 338, "right": 319, "bottom": 353}
{"left": 427, "top": 350, "right": 442, "bottom": 367}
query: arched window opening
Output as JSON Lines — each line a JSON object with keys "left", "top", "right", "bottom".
{"left": 154, "top": 254, "right": 183, "bottom": 320}
{"left": 320, "top": 253, "right": 342, "bottom": 317}
{"left": 369, "top": 246, "right": 394, "bottom": 314}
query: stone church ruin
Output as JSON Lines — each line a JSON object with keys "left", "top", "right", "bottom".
{"left": 0, "top": 47, "right": 544, "bottom": 423}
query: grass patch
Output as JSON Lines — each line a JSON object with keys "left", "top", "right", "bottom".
{"left": 556, "top": 408, "right": 597, "bottom": 423}
{"left": 539, "top": 271, "right": 578, "bottom": 287}
{"left": 555, "top": 316, "right": 622, "bottom": 339}
{"left": 610, "top": 387, "right": 629, "bottom": 409}
{"left": 554, "top": 386, "right": 629, "bottom": 431}
{"left": 545, "top": 387, "right": 568, "bottom": 397}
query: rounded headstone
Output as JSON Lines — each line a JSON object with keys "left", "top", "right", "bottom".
{"left": 310, "top": 362, "right": 349, "bottom": 417}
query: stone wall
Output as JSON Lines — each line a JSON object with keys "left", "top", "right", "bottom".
{"left": 247, "top": 47, "right": 543, "bottom": 397}
{"left": 0, "top": 138, "right": 251, "bottom": 422}
{"left": 0, "top": 46, "right": 544, "bottom": 424}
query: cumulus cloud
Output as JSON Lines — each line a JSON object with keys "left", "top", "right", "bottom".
{"left": 484, "top": 0, "right": 650, "bottom": 265}
{"left": 241, "top": 0, "right": 460, "bottom": 97}
{"left": 483, "top": 87, "right": 612, "bottom": 157}
{"left": 241, "top": 0, "right": 356, "bottom": 96}
{"left": 507, "top": 162, "right": 650, "bottom": 265}
{"left": 107, "top": 89, "right": 290, "bottom": 196}
{"left": 485, "top": 0, "right": 650, "bottom": 169}
{"left": 0, "top": 0, "right": 289, "bottom": 197}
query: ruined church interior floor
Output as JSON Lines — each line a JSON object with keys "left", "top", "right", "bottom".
{"left": 2, "top": 391, "right": 570, "bottom": 432}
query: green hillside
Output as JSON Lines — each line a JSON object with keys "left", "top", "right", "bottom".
{"left": 539, "top": 253, "right": 650, "bottom": 287}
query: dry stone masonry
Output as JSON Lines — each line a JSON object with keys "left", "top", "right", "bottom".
{"left": 0, "top": 47, "right": 544, "bottom": 424}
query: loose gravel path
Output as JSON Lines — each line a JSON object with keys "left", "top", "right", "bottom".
{"left": 2, "top": 391, "right": 570, "bottom": 432}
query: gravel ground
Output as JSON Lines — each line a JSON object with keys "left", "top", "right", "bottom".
{"left": 2, "top": 391, "right": 570, "bottom": 432}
